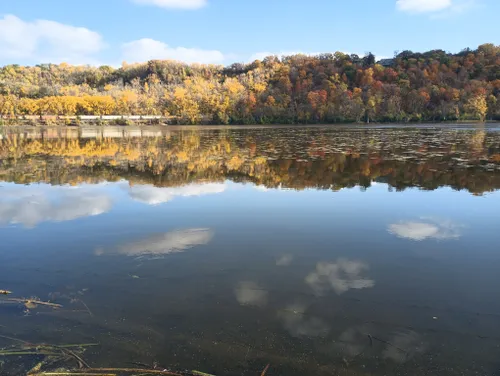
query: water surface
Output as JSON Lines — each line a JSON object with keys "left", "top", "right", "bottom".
{"left": 1, "top": 125, "right": 500, "bottom": 375}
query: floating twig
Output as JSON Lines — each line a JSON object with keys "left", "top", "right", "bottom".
{"left": 369, "top": 335, "right": 408, "bottom": 355}
{"left": 7, "top": 298, "right": 63, "bottom": 308}
{"left": 192, "top": 371, "right": 216, "bottom": 376}
{"left": 367, "top": 333, "right": 373, "bottom": 347}
{"left": 30, "top": 373, "right": 116, "bottom": 376}
{"left": 260, "top": 364, "right": 270, "bottom": 376}
{"left": 62, "top": 348, "right": 90, "bottom": 369}
{"left": 79, "top": 368, "right": 182, "bottom": 375}
{"left": 54, "top": 344, "right": 99, "bottom": 349}
{"left": 0, "top": 350, "right": 60, "bottom": 356}
{"left": 79, "top": 299, "right": 93, "bottom": 316}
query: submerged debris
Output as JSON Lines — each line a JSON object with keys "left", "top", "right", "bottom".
{"left": 29, "top": 369, "right": 219, "bottom": 376}
{"left": 0, "top": 334, "right": 98, "bottom": 375}
{"left": 0, "top": 333, "right": 243, "bottom": 376}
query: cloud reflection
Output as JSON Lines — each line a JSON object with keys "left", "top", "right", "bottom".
{"left": 276, "top": 254, "right": 294, "bottom": 266}
{"left": 336, "top": 327, "right": 370, "bottom": 357}
{"left": 234, "top": 281, "right": 268, "bottom": 307}
{"left": 388, "top": 218, "right": 462, "bottom": 241}
{"left": 0, "top": 185, "right": 112, "bottom": 228}
{"left": 382, "top": 330, "right": 425, "bottom": 363}
{"left": 277, "top": 302, "right": 330, "bottom": 338}
{"left": 305, "top": 259, "right": 375, "bottom": 295}
{"left": 128, "top": 183, "right": 226, "bottom": 205}
{"left": 99, "top": 228, "right": 213, "bottom": 257}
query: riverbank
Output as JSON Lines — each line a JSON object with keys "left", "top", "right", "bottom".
{"left": 0, "top": 115, "right": 497, "bottom": 127}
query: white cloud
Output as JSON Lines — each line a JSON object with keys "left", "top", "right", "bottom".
{"left": 131, "top": 0, "right": 207, "bottom": 9}
{"left": 396, "top": 0, "right": 452, "bottom": 13}
{"left": 105, "top": 228, "right": 213, "bottom": 256}
{"left": 128, "top": 183, "right": 227, "bottom": 205}
{"left": 388, "top": 218, "right": 462, "bottom": 241}
{"left": 0, "top": 185, "right": 111, "bottom": 228}
{"left": 234, "top": 281, "right": 268, "bottom": 307}
{"left": 0, "top": 15, "right": 105, "bottom": 64}
{"left": 122, "top": 38, "right": 225, "bottom": 64}
{"left": 305, "top": 259, "right": 375, "bottom": 296}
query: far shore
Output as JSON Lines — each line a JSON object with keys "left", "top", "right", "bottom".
{"left": 0, "top": 115, "right": 497, "bottom": 128}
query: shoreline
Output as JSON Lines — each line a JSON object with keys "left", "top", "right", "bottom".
{"left": 0, "top": 117, "right": 497, "bottom": 128}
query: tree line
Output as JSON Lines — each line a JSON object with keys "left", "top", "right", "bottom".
{"left": 0, "top": 43, "right": 499, "bottom": 124}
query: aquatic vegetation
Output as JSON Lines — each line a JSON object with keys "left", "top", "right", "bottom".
{"left": 0, "top": 335, "right": 96, "bottom": 372}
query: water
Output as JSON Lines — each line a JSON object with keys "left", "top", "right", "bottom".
{"left": 1, "top": 124, "right": 500, "bottom": 375}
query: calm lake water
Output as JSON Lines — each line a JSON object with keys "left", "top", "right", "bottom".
{"left": 1, "top": 124, "right": 500, "bottom": 375}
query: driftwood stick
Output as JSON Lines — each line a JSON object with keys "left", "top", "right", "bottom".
{"left": 7, "top": 298, "right": 63, "bottom": 308}
{"left": 30, "top": 373, "right": 116, "bottom": 376}
{"left": 260, "top": 364, "right": 270, "bottom": 376}
{"left": 62, "top": 348, "right": 90, "bottom": 369}
{"left": 369, "top": 335, "right": 408, "bottom": 354}
{"left": 79, "top": 299, "right": 93, "bottom": 316}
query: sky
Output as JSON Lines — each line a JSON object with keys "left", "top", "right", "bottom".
{"left": 0, "top": 0, "right": 498, "bottom": 67}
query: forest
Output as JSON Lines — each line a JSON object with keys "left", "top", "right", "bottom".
{"left": 0, "top": 43, "right": 499, "bottom": 124}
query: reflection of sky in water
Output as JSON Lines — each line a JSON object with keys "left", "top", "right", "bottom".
{"left": 234, "top": 281, "right": 268, "bottom": 307}
{"left": 277, "top": 302, "right": 330, "bottom": 338}
{"left": 127, "top": 183, "right": 227, "bottom": 205}
{"left": 388, "top": 218, "right": 462, "bottom": 241}
{"left": 0, "top": 182, "right": 229, "bottom": 228}
{"left": 305, "top": 259, "right": 375, "bottom": 295}
{"left": 0, "top": 184, "right": 112, "bottom": 228}
{"left": 2, "top": 179, "right": 500, "bottom": 375}
{"left": 97, "top": 228, "right": 214, "bottom": 256}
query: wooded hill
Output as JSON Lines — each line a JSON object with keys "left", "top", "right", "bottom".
{"left": 0, "top": 44, "right": 499, "bottom": 124}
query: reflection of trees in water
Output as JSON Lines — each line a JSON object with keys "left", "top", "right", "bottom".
{"left": 1, "top": 129, "right": 500, "bottom": 194}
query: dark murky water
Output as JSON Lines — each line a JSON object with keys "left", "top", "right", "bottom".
{"left": 1, "top": 125, "right": 500, "bottom": 375}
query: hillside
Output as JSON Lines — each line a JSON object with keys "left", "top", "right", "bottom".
{"left": 0, "top": 44, "right": 499, "bottom": 124}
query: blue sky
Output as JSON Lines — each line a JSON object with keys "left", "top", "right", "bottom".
{"left": 0, "top": 0, "right": 498, "bottom": 66}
